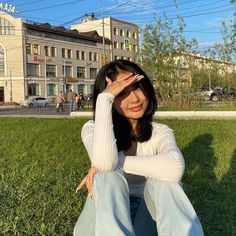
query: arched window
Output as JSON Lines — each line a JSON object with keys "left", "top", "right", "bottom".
{"left": 0, "top": 46, "right": 4, "bottom": 76}
{"left": 113, "top": 28, "right": 118, "bottom": 35}
{"left": 28, "top": 83, "right": 39, "bottom": 96}
{"left": 0, "top": 18, "right": 15, "bottom": 35}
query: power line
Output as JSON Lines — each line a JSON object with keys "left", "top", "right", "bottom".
{"left": 15, "top": 0, "right": 47, "bottom": 7}
{"left": 20, "top": 0, "right": 83, "bottom": 13}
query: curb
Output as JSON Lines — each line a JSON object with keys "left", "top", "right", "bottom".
{"left": 70, "top": 111, "right": 236, "bottom": 119}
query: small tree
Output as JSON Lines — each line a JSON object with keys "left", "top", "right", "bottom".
{"left": 140, "top": 14, "right": 198, "bottom": 108}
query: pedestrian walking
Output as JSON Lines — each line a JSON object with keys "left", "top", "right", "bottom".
{"left": 56, "top": 91, "right": 65, "bottom": 112}
{"left": 67, "top": 89, "right": 75, "bottom": 112}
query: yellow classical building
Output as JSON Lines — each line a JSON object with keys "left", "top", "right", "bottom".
{"left": 0, "top": 11, "right": 115, "bottom": 103}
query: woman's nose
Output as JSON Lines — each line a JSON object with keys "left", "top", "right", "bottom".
{"left": 130, "top": 91, "right": 140, "bottom": 103}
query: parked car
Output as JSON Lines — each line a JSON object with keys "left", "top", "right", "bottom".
{"left": 222, "top": 86, "right": 236, "bottom": 99}
{"left": 21, "top": 96, "right": 49, "bottom": 108}
{"left": 196, "top": 87, "right": 222, "bottom": 102}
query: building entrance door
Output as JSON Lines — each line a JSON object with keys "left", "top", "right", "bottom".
{"left": 0, "top": 87, "right": 4, "bottom": 102}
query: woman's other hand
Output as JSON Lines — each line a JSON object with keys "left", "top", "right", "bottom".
{"left": 76, "top": 167, "right": 97, "bottom": 199}
{"left": 103, "top": 73, "right": 144, "bottom": 97}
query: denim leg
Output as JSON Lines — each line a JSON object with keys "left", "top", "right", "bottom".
{"left": 133, "top": 198, "right": 157, "bottom": 236}
{"left": 74, "top": 197, "right": 96, "bottom": 236}
{"left": 74, "top": 169, "right": 135, "bottom": 236}
{"left": 144, "top": 179, "right": 204, "bottom": 236}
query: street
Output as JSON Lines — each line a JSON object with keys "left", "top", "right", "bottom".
{"left": 0, "top": 104, "right": 73, "bottom": 116}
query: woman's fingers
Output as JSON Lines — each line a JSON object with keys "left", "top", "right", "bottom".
{"left": 87, "top": 167, "right": 97, "bottom": 196}
{"left": 76, "top": 176, "right": 87, "bottom": 193}
{"left": 104, "top": 73, "right": 144, "bottom": 96}
{"left": 76, "top": 167, "right": 97, "bottom": 199}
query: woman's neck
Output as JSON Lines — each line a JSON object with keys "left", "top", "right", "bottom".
{"left": 129, "top": 119, "right": 138, "bottom": 136}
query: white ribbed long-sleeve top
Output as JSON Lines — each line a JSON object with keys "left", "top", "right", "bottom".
{"left": 81, "top": 93, "right": 185, "bottom": 197}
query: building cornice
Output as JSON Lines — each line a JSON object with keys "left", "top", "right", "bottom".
{"left": 24, "top": 22, "right": 111, "bottom": 45}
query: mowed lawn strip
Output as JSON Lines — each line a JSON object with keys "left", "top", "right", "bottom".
{"left": 0, "top": 118, "right": 235, "bottom": 235}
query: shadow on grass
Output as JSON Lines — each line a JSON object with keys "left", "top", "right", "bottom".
{"left": 182, "top": 134, "right": 236, "bottom": 236}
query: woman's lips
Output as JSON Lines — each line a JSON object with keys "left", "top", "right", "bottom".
{"left": 129, "top": 104, "right": 142, "bottom": 112}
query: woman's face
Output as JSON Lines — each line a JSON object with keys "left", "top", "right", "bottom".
{"left": 113, "top": 71, "right": 149, "bottom": 122}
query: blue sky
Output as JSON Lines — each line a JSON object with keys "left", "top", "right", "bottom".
{"left": 2, "top": 0, "right": 235, "bottom": 51}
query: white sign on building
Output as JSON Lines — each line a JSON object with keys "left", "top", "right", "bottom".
{"left": 0, "top": 2, "right": 19, "bottom": 14}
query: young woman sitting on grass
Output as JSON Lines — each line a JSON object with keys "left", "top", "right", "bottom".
{"left": 74, "top": 60, "right": 204, "bottom": 236}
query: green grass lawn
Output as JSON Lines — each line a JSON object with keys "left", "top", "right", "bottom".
{"left": 0, "top": 118, "right": 235, "bottom": 235}
{"left": 158, "top": 100, "right": 236, "bottom": 111}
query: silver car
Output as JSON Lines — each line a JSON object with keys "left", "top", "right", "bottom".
{"left": 22, "top": 97, "right": 49, "bottom": 108}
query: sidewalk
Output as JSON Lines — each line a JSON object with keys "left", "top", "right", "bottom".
{"left": 70, "top": 111, "right": 236, "bottom": 119}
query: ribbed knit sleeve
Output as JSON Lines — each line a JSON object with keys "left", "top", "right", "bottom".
{"left": 122, "top": 125, "right": 185, "bottom": 181}
{"left": 81, "top": 93, "right": 118, "bottom": 171}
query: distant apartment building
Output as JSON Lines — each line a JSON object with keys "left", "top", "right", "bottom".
{"left": 71, "top": 15, "right": 139, "bottom": 63}
{"left": 0, "top": 11, "right": 112, "bottom": 103}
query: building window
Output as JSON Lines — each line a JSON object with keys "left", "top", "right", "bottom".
{"left": 114, "top": 56, "right": 118, "bottom": 60}
{"left": 26, "top": 44, "right": 31, "bottom": 54}
{"left": 121, "top": 56, "right": 125, "bottom": 60}
{"left": 0, "top": 46, "right": 5, "bottom": 76}
{"left": 124, "top": 38, "right": 129, "bottom": 50}
{"left": 78, "top": 84, "right": 85, "bottom": 93}
{"left": 27, "top": 63, "right": 39, "bottom": 76}
{"left": 77, "top": 67, "right": 85, "bottom": 78}
{"left": 90, "top": 68, "right": 97, "bottom": 79}
{"left": 51, "top": 47, "right": 56, "bottom": 57}
{"left": 113, "top": 27, "right": 118, "bottom": 35}
{"left": 133, "top": 32, "right": 137, "bottom": 39}
{"left": 68, "top": 49, "right": 72, "bottom": 59}
{"left": 134, "top": 45, "right": 138, "bottom": 52}
{"left": 114, "top": 42, "right": 118, "bottom": 49}
{"left": 47, "top": 84, "right": 56, "bottom": 96}
{"left": 89, "top": 52, "right": 92, "bottom": 61}
{"left": 33, "top": 45, "right": 39, "bottom": 55}
{"left": 46, "top": 64, "right": 56, "bottom": 77}
{"left": 121, "top": 43, "right": 125, "bottom": 50}
{"left": 81, "top": 51, "right": 85, "bottom": 60}
{"left": 126, "top": 31, "right": 130, "bottom": 38}
{"left": 94, "top": 53, "right": 98, "bottom": 61}
{"left": 0, "top": 18, "right": 15, "bottom": 35}
{"left": 62, "top": 48, "right": 66, "bottom": 58}
{"left": 63, "top": 65, "right": 72, "bottom": 77}
{"left": 120, "top": 29, "right": 124, "bottom": 36}
{"left": 127, "top": 57, "right": 132, "bottom": 61}
{"left": 76, "top": 50, "right": 80, "bottom": 60}
{"left": 44, "top": 46, "right": 49, "bottom": 56}
{"left": 28, "top": 83, "right": 39, "bottom": 96}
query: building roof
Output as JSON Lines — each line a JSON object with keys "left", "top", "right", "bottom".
{"left": 24, "top": 21, "right": 111, "bottom": 44}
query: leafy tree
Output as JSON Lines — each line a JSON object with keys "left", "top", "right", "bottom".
{"left": 140, "top": 14, "right": 198, "bottom": 107}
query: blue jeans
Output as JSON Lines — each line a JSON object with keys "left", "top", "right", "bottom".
{"left": 74, "top": 169, "right": 204, "bottom": 236}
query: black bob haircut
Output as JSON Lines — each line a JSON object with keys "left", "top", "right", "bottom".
{"left": 93, "top": 59, "right": 158, "bottom": 151}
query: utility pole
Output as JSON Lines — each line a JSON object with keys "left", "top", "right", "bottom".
{"left": 63, "top": 59, "right": 66, "bottom": 94}
{"left": 44, "top": 55, "right": 47, "bottom": 98}
{"left": 10, "top": 70, "right": 13, "bottom": 102}
{"left": 99, "top": 0, "right": 105, "bottom": 64}
{"left": 208, "top": 72, "right": 211, "bottom": 88}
